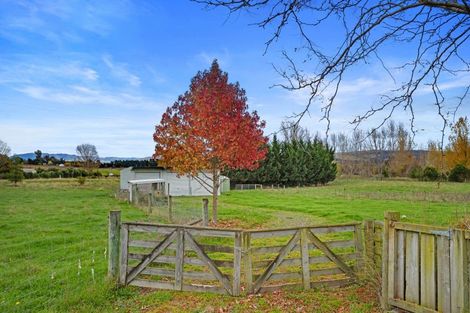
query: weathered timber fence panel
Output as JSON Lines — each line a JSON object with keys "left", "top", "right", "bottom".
{"left": 381, "top": 211, "right": 470, "bottom": 313}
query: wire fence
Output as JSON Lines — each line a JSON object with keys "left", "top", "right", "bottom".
{"left": 233, "top": 184, "right": 263, "bottom": 190}
{"left": 128, "top": 187, "right": 204, "bottom": 225}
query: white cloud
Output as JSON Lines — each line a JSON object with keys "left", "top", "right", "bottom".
{"left": 17, "top": 84, "right": 162, "bottom": 110}
{"left": 61, "top": 65, "right": 98, "bottom": 81}
{"left": 103, "top": 55, "right": 141, "bottom": 87}
{"left": 0, "top": 0, "right": 134, "bottom": 43}
{"left": 416, "top": 72, "right": 470, "bottom": 95}
{"left": 0, "top": 61, "right": 98, "bottom": 84}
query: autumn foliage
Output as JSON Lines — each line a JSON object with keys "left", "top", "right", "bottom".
{"left": 153, "top": 60, "right": 268, "bottom": 222}
{"left": 446, "top": 117, "right": 470, "bottom": 169}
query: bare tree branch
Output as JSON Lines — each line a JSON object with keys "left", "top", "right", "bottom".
{"left": 195, "top": 0, "right": 470, "bottom": 140}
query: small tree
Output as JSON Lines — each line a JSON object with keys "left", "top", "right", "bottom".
{"left": 154, "top": 60, "right": 268, "bottom": 223}
{"left": 76, "top": 144, "right": 100, "bottom": 169}
{"left": 447, "top": 117, "right": 470, "bottom": 168}
{"left": 0, "top": 155, "right": 12, "bottom": 179}
{"left": 34, "top": 149, "right": 43, "bottom": 165}
{"left": 448, "top": 164, "right": 470, "bottom": 182}
{"left": 0, "top": 140, "right": 11, "bottom": 156}
{"left": 8, "top": 160, "right": 24, "bottom": 186}
{"left": 388, "top": 125, "right": 415, "bottom": 177}
{"left": 423, "top": 166, "right": 439, "bottom": 181}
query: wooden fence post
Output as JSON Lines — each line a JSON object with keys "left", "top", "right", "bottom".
{"left": 450, "top": 229, "right": 469, "bottom": 312}
{"left": 354, "top": 223, "right": 364, "bottom": 273}
{"left": 382, "top": 211, "right": 400, "bottom": 310}
{"left": 202, "top": 198, "right": 209, "bottom": 226}
{"left": 175, "top": 228, "right": 184, "bottom": 291}
{"left": 108, "top": 210, "right": 121, "bottom": 281}
{"left": 363, "top": 220, "right": 374, "bottom": 270}
{"left": 300, "top": 228, "right": 311, "bottom": 289}
{"left": 233, "top": 231, "right": 242, "bottom": 296}
{"left": 243, "top": 232, "right": 253, "bottom": 293}
{"left": 168, "top": 195, "right": 173, "bottom": 222}
{"left": 131, "top": 184, "right": 137, "bottom": 205}
{"left": 148, "top": 193, "right": 152, "bottom": 213}
{"left": 119, "top": 223, "right": 129, "bottom": 285}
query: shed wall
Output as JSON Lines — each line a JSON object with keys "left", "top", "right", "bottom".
{"left": 162, "top": 172, "right": 215, "bottom": 196}
{"left": 120, "top": 168, "right": 227, "bottom": 196}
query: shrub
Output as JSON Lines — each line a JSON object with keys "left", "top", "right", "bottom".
{"left": 454, "top": 214, "right": 470, "bottom": 230}
{"left": 409, "top": 166, "right": 423, "bottom": 179}
{"left": 448, "top": 164, "right": 470, "bottom": 182}
{"left": 77, "top": 176, "right": 86, "bottom": 185}
{"left": 90, "top": 170, "right": 102, "bottom": 178}
{"left": 422, "top": 166, "right": 439, "bottom": 181}
{"left": 381, "top": 168, "right": 389, "bottom": 178}
{"left": 39, "top": 171, "right": 51, "bottom": 178}
{"left": 20, "top": 167, "right": 104, "bottom": 179}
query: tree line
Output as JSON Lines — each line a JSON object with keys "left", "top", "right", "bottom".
{"left": 99, "top": 159, "right": 156, "bottom": 168}
{"left": 0, "top": 143, "right": 103, "bottom": 184}
{"left": 331, "top": 118, "right": 470, "bottom": 182}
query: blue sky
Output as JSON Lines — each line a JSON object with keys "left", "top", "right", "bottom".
{"left": 1, "top": 0, "right": 469, "bottom": 157}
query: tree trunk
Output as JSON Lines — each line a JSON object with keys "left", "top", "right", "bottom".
{"left": 212, "top": 166, "right": 219, "bottom": 224}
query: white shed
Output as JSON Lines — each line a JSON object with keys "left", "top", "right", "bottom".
{"left": 120, "top": 167, "right": 229, "bottom": 196}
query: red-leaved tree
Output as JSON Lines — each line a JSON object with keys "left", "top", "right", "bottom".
{"left": 153, "top": 60, "right": 267, "bottom": 223}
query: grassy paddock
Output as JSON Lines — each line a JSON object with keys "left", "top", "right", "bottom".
{"left": 218, "top": 178, "right": 470, "bottom": 228}
{"left": 1, "top": 177, "right": 468, "bottom": 312}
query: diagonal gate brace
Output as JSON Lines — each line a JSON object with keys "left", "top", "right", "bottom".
{"left": 252, "top": 230, "right": 301, "bottom": 293}
{"left": 306, "top": 229, "right": 356, "bottom": 279}
{"left": 185, "top": 231, "right": 233, "bottom": 294}
{"left": 126, "top": 230, "right": 177, "bottom": 284}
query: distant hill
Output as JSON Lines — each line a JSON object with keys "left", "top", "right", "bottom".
{"left": 14, "top": 153, "right": 149, "bottom": 163}
{"left": 14, "top": 153, "right": 78, "bottom": 161}
{"left": 335, "top": 150, "right": 428, "bottom": 163}
{"left": 100, "top": 156, "right": 150, "bottom": 163}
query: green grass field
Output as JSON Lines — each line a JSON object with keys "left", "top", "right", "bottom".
{"left": 1, "top": 177, "right": 469, "bottom": 312}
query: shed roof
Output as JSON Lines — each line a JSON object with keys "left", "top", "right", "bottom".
{"left": 128, "top": 179, "right": 165, "bottom": 185}
{"left": 131, "top": 165, "right": 165, "bottom": 170}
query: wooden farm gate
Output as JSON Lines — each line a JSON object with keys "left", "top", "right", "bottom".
{"left": 108, "top": 211, "right": 363, "bottom": 296}
{"left": 118, "top": 221, "right": 242, "bottom": 295}
{"left": 244, "top": 223, "right": 363, "bottom": 293}
{"left": 381, "top": 212, "right": 470, "bottom": 313}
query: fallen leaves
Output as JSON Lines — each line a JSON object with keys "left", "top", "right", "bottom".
{"left": 142, "top": 284, "right": 381, "bottom": 313}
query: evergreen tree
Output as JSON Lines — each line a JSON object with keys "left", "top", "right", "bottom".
{"left": 224, "top": 133, "right": 337, "bottom": 186}
{"left": 8, "top": 160, "right": 24, "bottom": 186}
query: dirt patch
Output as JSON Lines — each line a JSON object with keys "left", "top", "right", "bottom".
{"left": 142, "top": 284, "right": 381, "bottom": 313}
{"left": 208, "top": 219, "right": 244, "bottom": 229}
